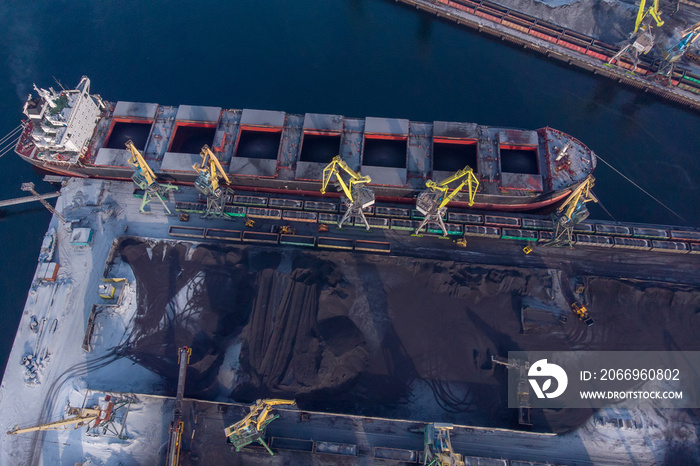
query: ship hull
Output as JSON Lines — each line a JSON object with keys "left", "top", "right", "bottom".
{"left": 18, "top": 150, "right": 574, "bottom": 211}
{"left": 16, "top": 78, "right": 596, "bottom": 213}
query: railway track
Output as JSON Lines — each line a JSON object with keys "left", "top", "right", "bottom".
{"left": 395, "top": 0, "right": 700, "bottom": 110}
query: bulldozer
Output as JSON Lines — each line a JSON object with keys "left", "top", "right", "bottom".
{"left": 571, "top": 302, "right": 595, "bottom": 326}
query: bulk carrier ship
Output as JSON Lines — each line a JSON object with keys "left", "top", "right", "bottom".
{"left": 15, "top": 77, "right": 596, "bottom": 211}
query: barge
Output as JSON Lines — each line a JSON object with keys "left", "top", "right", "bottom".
{"left": 16, "top": 77, "right": 596, "bottom": 212}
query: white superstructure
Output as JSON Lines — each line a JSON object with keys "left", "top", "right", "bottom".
{"left": 23, "top": 76, "right": 104, "bottom": 163}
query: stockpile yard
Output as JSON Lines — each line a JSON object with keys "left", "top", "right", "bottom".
{"left": 114, "top": 235, "right": 700, "bottom": 431}
{"left": 397, "top": 0, "right": 700, "bottom": 111}
{"left": 0, "top": 178, "right": 699, "bottom": 465}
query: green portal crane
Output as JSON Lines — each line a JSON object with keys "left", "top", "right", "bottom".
{"left": 125, "top": 140, "right": 177, "bottom": 213}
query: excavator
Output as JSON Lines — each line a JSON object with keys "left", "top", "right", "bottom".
{"left": 192, "top": 144, "right": 233, "bottom": 218}
{"left": 422, "top": 423, "right": 465, "bottom": 466}
{"left": 608, "top": 0, "right": 664, "bottom": 72}
{"left": 224, "top": 399, "right": 296, "bottom": 456}
{"left": 655, "top": 21, "right": 700, "bottom": 84}
{"left": 546, "top": 175, "right": 597, "bottom": 247}
{"left": 414, "top": 166, "right": 479, "bottom": 237}
{"left": 7, "top": 396, "right": 115, "bottom": 436}
{"left": 321, "top": 155, "right": 374, "bottom": 230}
{"left": 125, "top": 140, "right": 178, "bottom": 213}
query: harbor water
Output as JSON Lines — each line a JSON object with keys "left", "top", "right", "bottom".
{"left": 0, "top": 0, "right": 699, "bottom": 376}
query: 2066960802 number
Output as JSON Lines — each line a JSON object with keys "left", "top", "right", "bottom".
{"left": 600, "top": 368, "right": 680, "bottom": 381}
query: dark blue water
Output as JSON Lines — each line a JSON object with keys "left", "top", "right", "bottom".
{"left": 1, "top": 0, "right": 699, "bottom": 375}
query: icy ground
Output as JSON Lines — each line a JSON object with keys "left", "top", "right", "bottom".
{"left": 0, "top": 178, "right": 697, "bottom": 465}
{"left": 0, "top": 179, "right": 170, "bottom": 465}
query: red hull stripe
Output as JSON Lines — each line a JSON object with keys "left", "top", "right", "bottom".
{"left": 433, "top": 137, "right": 477, "bottom": 145}
{"left": 500, "top": 144, "right": 537, "bottom": 151}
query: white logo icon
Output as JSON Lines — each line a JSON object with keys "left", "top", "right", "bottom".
{"left": 528, "top": 359, "right": 568, "bottom": 399}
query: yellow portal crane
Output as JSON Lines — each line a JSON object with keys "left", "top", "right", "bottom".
{"left": 547, "top": 175, "right": 597, "bottom": 247}
{"left": 192, "top": 145, "right": 233, "bottom": 218}
{"left": 634, "top": 0, "right": 663, "bottom": 34}
{"left": 125, "top": 140, "right": 178, "bottom": 213}
{"left": 7, "top": 397, "right": 115, "bottom": 436}
{"left": 422, "top": 423, "right": 465, "bottom": 466}
{"left": 224, "top": 399, "right": 296, "bottom": 456}
{"left": 414, "top": 166, "right": 479, "bottom": 237}
{"left": 608, "top": 0, "right": 664, "bottom": 71}
{"left": 321, "top": 155, "right": 374, "bottom": 230}
{"left": 126, "top": 140, "right": 157, "bottom": 188}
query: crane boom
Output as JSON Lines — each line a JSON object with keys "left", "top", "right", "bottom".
{"left": 634, "top": 0, "right": 663, "bottom": 33}
{"left": 321, "top": 156, "right": 374, "bottom": 229}
{"left": 224, "top": 399, "right": 296, "bottom": 456}
{"left": 321, "top": 156, "right": 371, "bottom": 202}
{"left": 125, "top": 140, "right": 157, "bottom": 187}
{"left": 426, "top": 166, "right": 480, "bottom": 209}
{"left": 190, "top": 145, "right": 232, "bottom": 218}
{"left": 255, "top": 399, "right": 296, "bottom": 431}
{"left": 415, "top": 166, "right": 479, "bottom": 237}
{"left": 546, "top": 175, "right": 597, "bottom": 247}
{"left": 609, "top": 0, "right": 664, "bottom": 71}
{"left": 8, "top": 409, "right": 100, "bottom": 435}
{"left": 681, "top": 21, "right": 700, "bottom": 37}
{"left": 195, "top": 145, "right": 231, "bottom": 189}
{"left": 125, "top": 140, "right": 178, "bottom": 213}
{"left": 557, "top": 175, "right": 597, "bottom": 221}
{"left": 665, "top": 21, "right": 700, "bottom": 61}
{"left": 225, "top": 399, "right": 296, "bottom": 439}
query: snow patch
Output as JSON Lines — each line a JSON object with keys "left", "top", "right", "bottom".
{"left": 217, "top": 339, "right": 242, "bottom": 398}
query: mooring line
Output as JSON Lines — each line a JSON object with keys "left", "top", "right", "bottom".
{"left": 596, "top": 154, "right": 685, "bottom": 222}
{"left": 0, "top": 137, "right": 19, "bottom": 159}
{"left": 0, "top": 125, "right": 21, "bottom": 145}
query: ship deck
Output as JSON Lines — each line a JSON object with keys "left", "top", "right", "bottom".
{"left": 76, "top": 101, "right": 596, "bottom": 207}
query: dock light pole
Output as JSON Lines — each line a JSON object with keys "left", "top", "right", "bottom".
{"left": 21, "top": 182, "right": 66, "bottom": 223}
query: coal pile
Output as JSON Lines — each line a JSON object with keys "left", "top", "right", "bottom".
{"left": 114, "top": 238, "right": 700, "bottom": 432}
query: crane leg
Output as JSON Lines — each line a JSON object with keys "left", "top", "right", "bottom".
{"left": 258, "top": 437, "right": 275, "bottom": 456}
{"left": 414, "top": 210, "right": 447, "bottom": 236}
{"left": 338, "top": 208, "right": 353, "bottom": 229}
{"left": 434, "top": 214, "right": 448, "bottom": 237}
{"left": 414, "top": 217, "right": 429, "bottom": 236}
{"left": 154, "top": 190, "right": 172, "bottom": 214}
{"left": 358, "top": 208, "right": 370, "bottom": 231}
